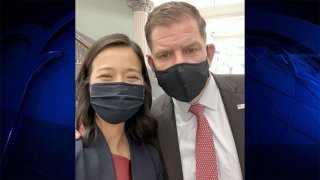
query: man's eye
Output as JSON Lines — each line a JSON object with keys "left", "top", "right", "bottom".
{"left": 159, "top": 53, "right": 170, "bottom": 59}
{"left": 186, "top": 48, "right": 197, "bottom": 53}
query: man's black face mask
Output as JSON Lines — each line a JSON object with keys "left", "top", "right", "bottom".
{"left": 155, "top": 59, "right": 210, "bottom": 102}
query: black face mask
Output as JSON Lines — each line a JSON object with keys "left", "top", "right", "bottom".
{"left": 155, "top": 60, "right": 210, "bottom": 102}
{"left": 90, "top": 82, "right": 144, "bottom": 124}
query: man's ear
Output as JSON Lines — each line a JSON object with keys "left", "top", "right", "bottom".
{"left": 206, "top": 44, "right": 216, "bottom": 67}
{"left": 147, "top": 55, "right": 156, "bottom": 73}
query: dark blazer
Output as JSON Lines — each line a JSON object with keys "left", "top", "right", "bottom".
{"left": 150, "top": 74, "right": 245, "bottom": 180}
{"left": 76, "top": 128, "right": 163, "bottom": 180}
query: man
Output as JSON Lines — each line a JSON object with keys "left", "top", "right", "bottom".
{"left": 145, "top": 2, "right": 244, "bottom": 180}
{"left": 76, "top": 2, "right": 244, "bottom": 179}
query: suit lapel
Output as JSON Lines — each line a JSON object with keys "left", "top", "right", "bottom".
{"left": 129, "top": 140, "right": 157, "bottom": 180}
{"left": 213, "top": 74, "right": 245, "bottom": 177}
{"left": 153, "top": 95, "right": 184, "bottom": 180}
{"left": 89, "top": 128, "right": 116, "bottom": 180}
{"left": 95, "top": 129, "right": 158, "bottom": 180}
{"left": 153, "top": 75, "right": 245, "bottom": 179}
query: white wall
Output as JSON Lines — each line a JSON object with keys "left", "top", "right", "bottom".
{"left": 76, "top": 0, "right": 133, "bottom": 40}
{"left": 76, "top": 0, "right": 164, "bottom": 98}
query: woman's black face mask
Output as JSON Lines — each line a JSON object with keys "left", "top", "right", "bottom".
{"left": 90, "top": 82, "right": 144, "bottom": 124}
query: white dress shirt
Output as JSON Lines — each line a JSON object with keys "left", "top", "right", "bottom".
{"left": 173, "top": 74, "right": 242, "bottom": 180}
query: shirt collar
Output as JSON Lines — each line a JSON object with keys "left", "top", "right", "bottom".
{"left": 173, "top": 74, "right": 218, "bottom": 122}
{"left": 198, "top": 74, "right": 218, "bottom": 111}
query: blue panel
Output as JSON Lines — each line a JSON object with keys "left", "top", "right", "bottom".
{"left": 0, "top": 1, "right": 75, "bottom": 179}
{"left": 246, "top": 105, "right": 287, "bottom": 144}
{"left": 246, "top": 0, "right": 320, "bottom": 178}
{"left": 246, "top": 80, "right": 283, "bottom": 120}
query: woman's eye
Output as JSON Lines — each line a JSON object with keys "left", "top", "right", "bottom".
{"left": 128, "top": 76, "right": 138, "bottom": 79}
{"left": 100, "top": 74, "right": 111, "bottom": 78}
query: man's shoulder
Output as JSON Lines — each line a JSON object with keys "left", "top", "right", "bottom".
{"left": 212, "top": 74, "right": 244, "bottom": 94}
{"left": 213, "top": 74, "right": 244, "bottom": 83}
{"left": 151, "top": 93, "right": 172, "bottom": 115}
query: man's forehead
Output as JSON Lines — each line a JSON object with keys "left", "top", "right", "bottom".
{"left": 151, "top": 22, "right": 203, "bottom": 49}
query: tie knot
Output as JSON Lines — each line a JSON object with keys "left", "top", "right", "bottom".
{"left": 189, "top": 103, "right": 205, "bottom": 117}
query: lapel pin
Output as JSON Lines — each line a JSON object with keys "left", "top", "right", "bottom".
{"left": 237, "top": 104, "right": 245, "bottom": 110}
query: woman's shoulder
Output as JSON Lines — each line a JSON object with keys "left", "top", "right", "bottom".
{"left": 137, "top": 142, "right": 163, "bottom": 168}
{"left": 133, "top": 142, "right": 163, "bottom": 179}
{"left": 130, "top": 140, "right": 161, "bottom": 163}
{"left": 143, "top": 143, "right": 160, "bottom": 159}
{"left": 75, "top": 139, "right": 84, "bottom": 158}
{"left": 145, "top": 143, "right": 164, "bottom": 180}
{"left": 132, "top": 141, "right": 158, "bottom": 155}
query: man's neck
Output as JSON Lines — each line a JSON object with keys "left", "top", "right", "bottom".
{"left": 189, "top": 75, "right": 211, "bottom": 105}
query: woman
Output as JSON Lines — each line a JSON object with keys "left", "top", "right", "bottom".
{"left": 76, "top": 34, "right": 163, "bottom": 180}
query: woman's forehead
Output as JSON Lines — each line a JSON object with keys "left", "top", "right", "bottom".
{"left": 92, "top": 47, "right": 142, "bottom": 71}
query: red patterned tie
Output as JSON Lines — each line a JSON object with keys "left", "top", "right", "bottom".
{"left": 189, "top": 103, "right": 218, "bottom": 180}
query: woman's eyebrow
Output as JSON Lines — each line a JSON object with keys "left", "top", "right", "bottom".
{"left": 126, "top": 68, "right": 141, "bottom": 73}
{"left": 96, "top": 66, "right": 114, "bottom": 72}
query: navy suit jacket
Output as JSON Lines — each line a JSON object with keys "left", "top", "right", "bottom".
{"left": 150, "top": 74, "right": 245, "bottom": 180}
{"left": 76, "top": 128, "right": 163, "bottom": 180}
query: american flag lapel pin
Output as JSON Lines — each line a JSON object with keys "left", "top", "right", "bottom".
{"left": 237, "top": 104, "right": 245, "bottom": 110}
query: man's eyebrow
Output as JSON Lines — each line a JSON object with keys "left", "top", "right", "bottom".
{"left": 154, "top": 50, "right": 172, "bottom": 57}
{"left": 183, "top": 41, "right": 202, "bottom": 48}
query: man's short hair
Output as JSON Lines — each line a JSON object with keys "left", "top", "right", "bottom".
{"left": 145, "top": 1, "right": 207, "bottom": 51}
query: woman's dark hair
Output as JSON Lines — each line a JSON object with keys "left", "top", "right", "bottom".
{"left": 76, "top": 33, "right": 157, "bottom": 147}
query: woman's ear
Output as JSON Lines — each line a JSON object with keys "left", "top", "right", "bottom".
{"left": 85, "top": 80, "right": 91, "bottom": 93}
{"left": 143, "top": 81, "right": 147, "bottom": 91}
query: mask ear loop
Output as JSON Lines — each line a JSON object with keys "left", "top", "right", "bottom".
{"left": 206, "top": 45, "right": 209, "bottom": 59}
{"left": 205, "top": 45, "right": 211, "bottom": 77}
